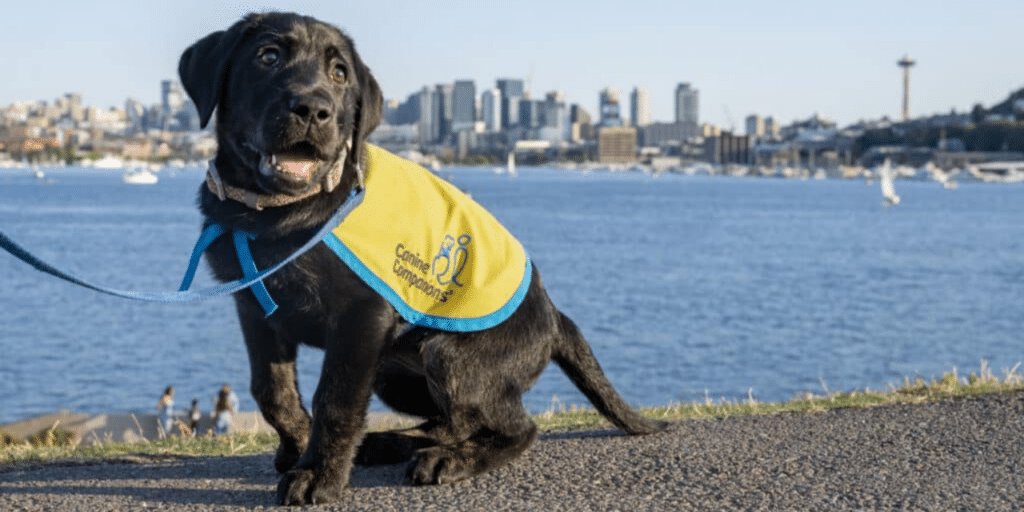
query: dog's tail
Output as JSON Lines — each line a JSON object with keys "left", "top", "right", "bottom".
{"left": 552, "top": 313, "right": 667, "bottom": 435}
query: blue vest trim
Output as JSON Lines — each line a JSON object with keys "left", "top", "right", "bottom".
{"left": 323, "top": 233, "right": 532, "bottom": 332}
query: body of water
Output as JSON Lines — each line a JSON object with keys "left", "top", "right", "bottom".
{"left": 1, "top": 166, "right": 1021, "bottom": 425}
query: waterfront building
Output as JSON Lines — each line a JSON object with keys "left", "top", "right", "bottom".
{"left": 638, "top": 122, "right": 698, "bottom": 147}
{"left": 630, "top": 87, "right": 651, "bottom": 128}
{"left": 597, "top": 126, "right": 637, "bottom": 163}
{"left": 704, "top": 131, "right": 750, "bottom": 164}
{"left": 675, "top": 82, "right": 699, "bottom": 127}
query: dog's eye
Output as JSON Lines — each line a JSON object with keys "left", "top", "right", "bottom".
{"left": 258, "top": 48, "right": 280, "bottom": 66}
{"left": 332, "top": 63, "right": 348, "bottom": 83}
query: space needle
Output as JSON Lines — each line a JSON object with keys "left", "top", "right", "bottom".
{"left": 898, "top": 55, "right": 916, "bottom": 121}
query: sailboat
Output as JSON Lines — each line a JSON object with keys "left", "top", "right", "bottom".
{"left": 506, "top": 152, "right": 517, "bottom": 177}
{"left": 878, "top": 158, "right": 900, "bottom": 206}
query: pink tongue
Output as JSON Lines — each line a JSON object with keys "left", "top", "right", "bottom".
{"left": 278, "top": 158, "right": 316, "bottom": 178}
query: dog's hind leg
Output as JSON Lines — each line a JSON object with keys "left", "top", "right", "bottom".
{"left": 357, "top": 358, "right": 442, "bottom": 465}
{"left": 404, "top": 335, "right": 542, "bottom": 485}
{"left": 406, "top": 401, "right": 538, "bottom": 486}
{"left": 355, "top": 423, "right": 438, "bottom": 465}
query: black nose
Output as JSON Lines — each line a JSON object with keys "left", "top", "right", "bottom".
{"left": 290, "top": 94, "right": 334, "bottom": 126}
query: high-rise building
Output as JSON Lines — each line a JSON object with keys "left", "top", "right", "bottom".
{"left": 630, "top": 87, "right": 651, "bottom": 128}
{"left": 417, "top": 86, "right": 438, "bottom": 145}
{"left": 518, "top": 99, "right": 543, "bottom": 129}
{"left": 599, "top": 88, "right": 622, "bottom": 127}
{"left": 540, "top": 91, "right": 569, "bottom": 143}
{"left": 570, "top": 104, "right": 594, "bottom": 141}
{"left": 496, "top": 78, "right": 525, "bottom": 129}
{"left": 161, "top": 80, "right": 185, "bottom": 127}
{"left": 571, "top": 104, "right": 592, "bottom": 125}
{"left": 675, "top": 83, "right": 699, "bottom": 126}
{"left": 451, "top": 80, "right": 476, "bottom": 131}
{"left": 434, "top": 83, "right": 454, "bottom": 141}
{"left": 389, "top": 92, "right": 421, "bottom": 125}
{"left": 125, "top": 97, "right": 146, "bottom": 132}
{"left": 745, "top": 114, "right": 765, "bottom": 138}
{"left": 481, "top": 88, "right": 501, "bottom": 132}
{"left": 764, "top": 116, "right": 780, "bottom": 139}
{"left": 64, "top": 93, "right": 84, "bottom": 122}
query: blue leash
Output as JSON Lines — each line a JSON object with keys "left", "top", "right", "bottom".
{"left": 0, "top": 189, "right": 364, "bottom": 316}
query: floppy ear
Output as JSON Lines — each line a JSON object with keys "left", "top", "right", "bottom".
{"left": 349, "top": 56, "right": 383, "bottom": 184}
{"left": 178, "top": 23, "right": 249, "bottom": 129}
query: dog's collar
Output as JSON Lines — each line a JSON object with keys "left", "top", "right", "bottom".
{"left": 205, "top": 138, "right": 359, "bottom": 210}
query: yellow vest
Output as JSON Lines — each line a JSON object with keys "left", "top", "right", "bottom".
{"left": 323, "top": 145, "right": 531, "bottom": 332}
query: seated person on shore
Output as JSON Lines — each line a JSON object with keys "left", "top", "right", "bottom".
{"left": 214, "top": 384, "right": 239, "bottom": 435}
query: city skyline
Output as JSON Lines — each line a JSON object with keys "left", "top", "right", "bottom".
{"left": 2, "top": 1, "right": 1021, "bottom": 128}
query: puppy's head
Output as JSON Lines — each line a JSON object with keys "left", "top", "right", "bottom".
{"left": 178, "top": 12, "right": 382, "bottom": 199}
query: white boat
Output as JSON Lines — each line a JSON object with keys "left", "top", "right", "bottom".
{"left": 967, "top": 161, "right": 1024, "bottom": 183}
{"left": 92, "top": 155, "right": 126, "bottom": 169}
{"left": 122, "top": 168, "right": 159, "bottom": 185}
{"left": 878, "top": 158, "right": 900, "bottom": 206}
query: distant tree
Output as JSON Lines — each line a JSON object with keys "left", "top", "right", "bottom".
{"left": 971, "top": 104, "right": 986, "bottom": 124}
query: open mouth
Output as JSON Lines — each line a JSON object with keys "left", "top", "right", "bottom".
{"left": 258, "top": 142, "right": 321, "bottom": 182}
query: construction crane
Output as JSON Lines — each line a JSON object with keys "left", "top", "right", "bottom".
{"left": 722, "top": 105, "right": 736, "bottom": 133}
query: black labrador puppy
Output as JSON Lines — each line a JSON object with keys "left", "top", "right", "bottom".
{"left": 178, "top": 12, "right": 665, "bottom": 506}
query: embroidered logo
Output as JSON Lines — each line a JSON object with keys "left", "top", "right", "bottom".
{"left": 432, "top": 234, "right": 471, "bottom": 286}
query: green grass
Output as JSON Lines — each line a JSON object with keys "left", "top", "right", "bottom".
{"left": 3, "top": 361, "right": 1022, "bottom": 466}
{"left": 0, "top": 429, "right": 281, "bottom": 466}
{"left": 535, "top": 361, "right": 1024, "bottom": 430}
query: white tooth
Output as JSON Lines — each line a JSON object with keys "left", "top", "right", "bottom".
{"left": 259, "top": 154, "right": 275, "bottom": 176}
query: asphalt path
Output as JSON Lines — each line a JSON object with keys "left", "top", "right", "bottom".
{"left": 3, "top": 392, "right": 1023, "bottom": 511}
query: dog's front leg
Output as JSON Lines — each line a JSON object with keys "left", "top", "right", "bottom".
{"left": 239, "top": 314, "right": 312, "bottom": 474}
{"left": 277, "top": 321, "right": 385, "bottom": 506}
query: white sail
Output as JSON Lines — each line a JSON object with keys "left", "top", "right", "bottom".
{"left": 879, "top": 158, "right": 900, "bottom": 206}
{"left": 507, "top": 152, "right": 517, "bottom": 177}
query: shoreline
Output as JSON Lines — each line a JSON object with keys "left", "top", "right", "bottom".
{"left": 0, "top": 409, "right": 414, "bottom": 446}
{"left": 2, "top": 391, "right": 1023, "bottom": 510}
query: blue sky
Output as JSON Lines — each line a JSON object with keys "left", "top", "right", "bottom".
{"left": 3, "top": 0, "right": 1021, "bottom": 127}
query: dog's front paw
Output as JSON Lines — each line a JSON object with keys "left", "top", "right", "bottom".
{"left": 407, "top": 447, "right": 475, "bottom": 486}
{"left": 277, "top": 467, "right": 345, "bottom": 506}
{"left": 274, "top": 442, "right": 303, "bottom": 473}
